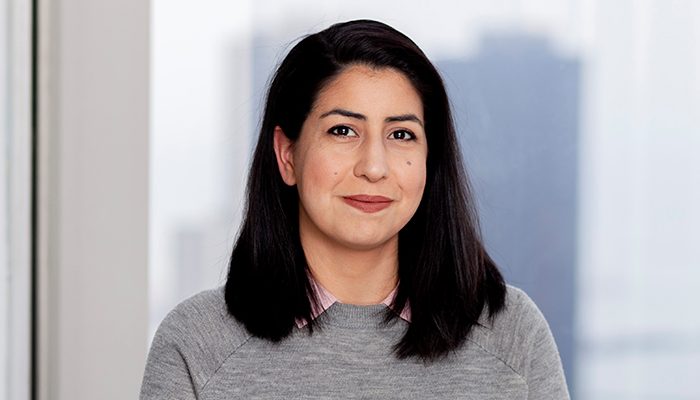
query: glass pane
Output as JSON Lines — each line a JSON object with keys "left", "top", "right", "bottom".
{"left": 150, "top": 2, "right": 700, "bottom": 398}
{"left": 1, "top": 0, "right": 32, "bottom": 399}
{"left": 0, "top": 1, "right": 9, "bottom": 391}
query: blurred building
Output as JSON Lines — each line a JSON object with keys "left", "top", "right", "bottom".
{"left": 438, "top": 33, "right": 581, "bottom": 392}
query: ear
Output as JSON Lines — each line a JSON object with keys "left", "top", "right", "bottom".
{"left": 273, "top": 126, "right": 296, "bottom": 186}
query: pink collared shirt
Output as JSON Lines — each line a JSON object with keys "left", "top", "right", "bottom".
{"left": 296, "top": 277, "right": 412, "bottom": 328}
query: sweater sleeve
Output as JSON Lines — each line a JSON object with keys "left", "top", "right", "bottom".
{"left": 518, "top": 292, "right": 571, "bottom": 400}
{"left": 139, "top": 309, "right": 198, "bottom": 400}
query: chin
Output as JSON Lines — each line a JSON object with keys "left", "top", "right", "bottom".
{"left": 335, "top": 233, "right": 397, "bottom": 251}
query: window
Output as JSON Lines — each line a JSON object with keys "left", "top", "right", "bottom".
{"left": 150, "top": 2, "right": 700, "bottom": 398}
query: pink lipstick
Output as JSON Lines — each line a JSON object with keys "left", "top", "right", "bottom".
{"left": 342, "top": 195, "right": 393, "bottom": 213}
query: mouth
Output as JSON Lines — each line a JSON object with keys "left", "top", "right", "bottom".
{"left": 342, "top": 194, "right": 393, "bottom": 213}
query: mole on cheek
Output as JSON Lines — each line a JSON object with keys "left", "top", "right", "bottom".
{"left": 406, "top": 161, "right": 412, "bottom": 166}
{"left": 333, "top": 171, "right": 338, "bottom": 175}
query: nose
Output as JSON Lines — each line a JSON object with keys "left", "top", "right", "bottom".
{"left": 353, "top": 134, "right": 389, "bottom": 182}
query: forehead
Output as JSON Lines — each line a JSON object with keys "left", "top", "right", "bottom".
{"left": 311, "top": 65, "right": 424, "bottom": 117}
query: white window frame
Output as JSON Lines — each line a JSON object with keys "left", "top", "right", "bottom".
{"left": 36, "top": 0, "right": 150, "bottom": 399}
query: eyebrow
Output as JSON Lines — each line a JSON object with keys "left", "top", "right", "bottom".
{"left": 319, "top": 108, "right": 424, "bottom": 127}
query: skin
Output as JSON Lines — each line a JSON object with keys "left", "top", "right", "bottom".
{"left": 273, "top": 64, "right": 428, "bottom": 305}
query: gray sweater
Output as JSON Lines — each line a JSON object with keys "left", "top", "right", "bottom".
{"left": 140, "top": 285, "right": 570, "bottom": 399}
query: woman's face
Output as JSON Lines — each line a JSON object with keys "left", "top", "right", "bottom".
{"left": 274, "top": 64, "right": 428, "bottom": 252}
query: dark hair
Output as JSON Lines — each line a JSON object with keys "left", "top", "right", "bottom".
{"left": 226, "top": 19, "right": 506, "bottom": 362}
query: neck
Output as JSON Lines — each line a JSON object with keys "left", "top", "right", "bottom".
{"left": 299, "top": 220, "right": 399, "bottom": 306}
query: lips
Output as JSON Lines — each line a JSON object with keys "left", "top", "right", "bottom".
{"left": 342, "top": 194, "right": 393, "bottom": 213}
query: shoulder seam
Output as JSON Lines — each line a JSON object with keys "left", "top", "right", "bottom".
{"left": 199, "top": 333, "right": 254, "bottom": 394}
{"left": 465, "top": 336, "right": 528, "bottom": 387}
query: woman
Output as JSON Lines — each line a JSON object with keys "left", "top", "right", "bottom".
{"left": 140, "top": 19, "right": 570, "bottom": 399}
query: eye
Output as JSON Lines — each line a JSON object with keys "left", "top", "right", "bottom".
{"left": 328, "top": 125, "right": 358, "bottom": 137}
{"left": 389, "top": 129, "right": 416, "bottom": 141}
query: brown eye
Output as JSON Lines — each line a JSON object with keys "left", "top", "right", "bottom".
{"left": 389, "top": 130, "right": 416, "bottom": 141}
{"left": 328, "top": 125, "right": 358, "bottom": 137}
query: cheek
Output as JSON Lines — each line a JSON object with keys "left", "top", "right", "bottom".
{"left": 399, "top": 161, "right": 427, "bottom": 197}
{"left": 296, "top": 150, "right": 345, "bottom": 201}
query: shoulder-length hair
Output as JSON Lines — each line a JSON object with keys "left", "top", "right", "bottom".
{"left": 226, "top": 19, "right": 506, "bottom": 362}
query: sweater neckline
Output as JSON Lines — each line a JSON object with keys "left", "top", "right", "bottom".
{"left": 315, "top": 301, "right": 406, "bottom": 329}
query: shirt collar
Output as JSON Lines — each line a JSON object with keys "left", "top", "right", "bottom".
{"left": 296, "top": 275, "right": 411, "bottom": 328}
